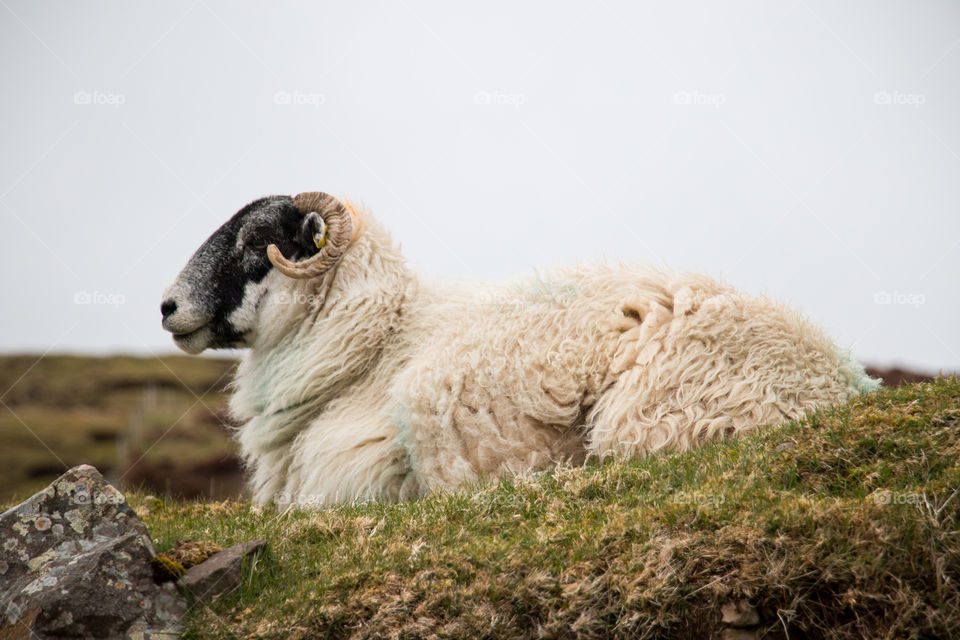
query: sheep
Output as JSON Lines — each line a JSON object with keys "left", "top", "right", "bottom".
{"left": 161, "top": 192, "right": 878, "bottom": 507}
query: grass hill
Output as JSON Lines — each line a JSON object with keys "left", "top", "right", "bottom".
{"left": 130, "top": 377, "right": 960, "bottom": 639}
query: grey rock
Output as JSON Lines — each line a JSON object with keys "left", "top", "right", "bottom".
{"left": 0, "top": 464, "right": 185, "bottom": 639}
{"left": 183, "top": 539, "right": 267, "bottom": 603}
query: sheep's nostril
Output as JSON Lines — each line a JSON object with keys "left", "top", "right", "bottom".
{"left": 160, "top": 299, "right": 178, "bottom": 320}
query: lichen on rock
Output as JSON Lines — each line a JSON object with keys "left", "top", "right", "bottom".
{"left": 0, "top": 464, "right": 185, "bottom": 639}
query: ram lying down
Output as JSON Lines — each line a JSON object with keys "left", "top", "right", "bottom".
{"left": 161, "top": 192, "right": 878, "bottom": 507}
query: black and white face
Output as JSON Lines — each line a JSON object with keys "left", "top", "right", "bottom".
{"left": 160, "top": 195, "right": 325, "bottom": 354}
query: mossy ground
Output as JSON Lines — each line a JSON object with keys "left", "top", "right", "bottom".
{"left": 130, "top": 377, "right": 960, "bottom": 639}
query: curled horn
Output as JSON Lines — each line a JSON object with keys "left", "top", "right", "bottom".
{"left": 267, "top": 192, "right": 354, "bottom": 279}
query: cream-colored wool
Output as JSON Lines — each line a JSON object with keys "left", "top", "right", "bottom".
{"left": 230, "top": 204, "right": 876, "bottom": 507}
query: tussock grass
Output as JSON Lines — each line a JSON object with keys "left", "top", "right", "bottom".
{"left": 138, "top": 378, "right": 960, "bottom": 639}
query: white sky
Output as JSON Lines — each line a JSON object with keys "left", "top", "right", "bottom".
{"left": 1, "top": 1, "right": 958, "bottom": 372}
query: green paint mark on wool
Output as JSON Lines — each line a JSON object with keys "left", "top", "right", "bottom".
{"left": 526, "top": 277, "right": 578, "bottom": 306}
{"left": 839, "top": 350, "right": 882, "bottom": 393}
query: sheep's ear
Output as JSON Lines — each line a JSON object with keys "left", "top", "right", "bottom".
{"left": 298, "top": 212, "right": 328, "bottom": 254}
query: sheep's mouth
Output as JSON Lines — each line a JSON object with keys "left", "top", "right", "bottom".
{"left": 172, "top": 326, "right": 204, "bottom": 339}
{"left": 171, "top": 325, "right": 213, "bottom": 355}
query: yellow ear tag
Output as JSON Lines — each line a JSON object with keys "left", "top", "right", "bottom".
{"left": 313, "top": 219, "right": 328, "bottom": 250}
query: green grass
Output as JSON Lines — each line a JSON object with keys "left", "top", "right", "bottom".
{"left": 132, "top": 377, "right": 960, "bottom": 639}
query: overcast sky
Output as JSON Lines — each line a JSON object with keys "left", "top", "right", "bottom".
{"left": 1, "top": 1, "right": 958, "bottom": 372}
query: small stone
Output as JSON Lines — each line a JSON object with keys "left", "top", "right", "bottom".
{"left": 182, "top": 539, "right": 267, "bottom": 603}
{"left": 721, "top": 600, "right": 760, "bottom": 628}
{"left": 775, "top": 441, "right": 796, "bottom": 452}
